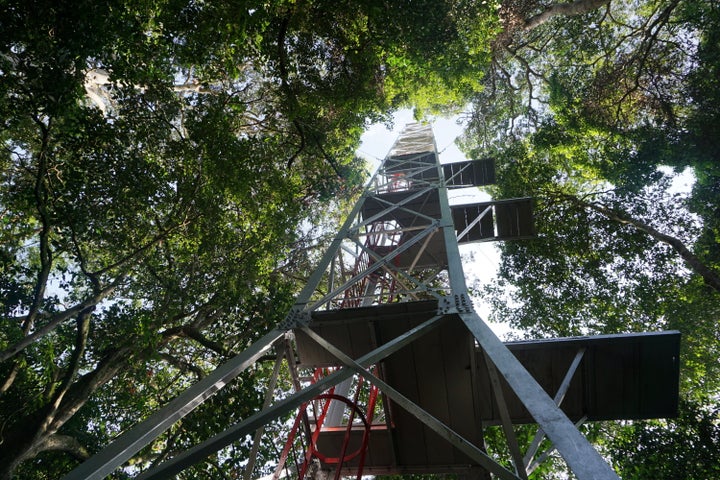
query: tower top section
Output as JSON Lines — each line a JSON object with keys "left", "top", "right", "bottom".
{"left": 388, "top": 123, "right": 436, "bottom": 157}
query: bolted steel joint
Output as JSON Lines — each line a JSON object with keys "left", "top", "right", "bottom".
{"left": 437, "top": 296, "right": 454, "bottom": 314}
{"left": 454, "top": 293, "right": 474, "bottom": 313}
{"left": 437, "top": 294, "right": 475, "bottom": 315}
{"left": 279, "top": 307, "right": 312, "bottom": 330}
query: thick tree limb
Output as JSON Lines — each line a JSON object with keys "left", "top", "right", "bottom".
{"left": 158, "top": 353, "right": 206, "bottom": 379}
{"left": 47, "top": 347, "right": 135, "bottom": 435}
{"left": 0, "top": 282, "right": 119, "bottom": 363}
{"left": 0, "top": 364, "right": 19, "bottom": 394}
{"left": 39, "top": 309, "right": 93, "bottom": 435}
{"left": 8, "top": 433, "right": 91, "bottom": 471}
{"left": 569, "top": 195, "right": 720, "bottom": 293}
{"left": 0, "top": 346, "right": 135, "bottom": 478}
{"left": 25, "top": 119, "right": 54, "bottom": 336}
{"left": 0, "top": 305, "right": 225, "bottom": 476}
{"left": 524, "top": 0, "right": 612, "bottom": 31}
{"left": 161, "top": 325, "right": 229, "bottom": 357}
{"left": 0, "top": 305, "right": 233, "bottom": 476}
{"left": 39, "top": 434, "right": 90, "bottom": 460}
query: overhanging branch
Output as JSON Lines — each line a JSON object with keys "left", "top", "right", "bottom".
{"left": 524, "top": 0, "right": 612, "bottom": 31}
{"left": 566, "top": 194, "right": 720, "bottom": 293}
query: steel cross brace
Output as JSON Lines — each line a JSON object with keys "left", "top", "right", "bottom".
{"left": 351, "top": 185, "right": 437, "bottom": 230}
{"left": 308, "top": 222, "right": 439, "bottom": 310}
{"left": 346, "top": 229, "right": 444, "bottom": 296}
{"left": 457, "top": 205, "right": 492, "bottom": 242}
{"left": 298, "top": 326, "right": 521, "bottom": 480}
{"left": 61, "top": 329, "right": 286, "bottom": 480}
{"left": 482, "top": 345, "right": 588, "bottom": 479}
{"left": 327, "top": 222, "right": 445, "bottom": 307}
{"left": 523, "top": 347, "right": 587, "bottom": 474}
{"left": 483, "top": 346, "right": 587, "bottom": 478}
{"left": 129, "top": 314, "right": 449, "bottom": 480}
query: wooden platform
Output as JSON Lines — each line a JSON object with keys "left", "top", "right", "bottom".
{"left": 295, "top": 301, "right": 681, "bottom": 474}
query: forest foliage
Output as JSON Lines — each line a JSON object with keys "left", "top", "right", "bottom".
{"left": 0, "top": 0, "right": 718, "bottom": 478}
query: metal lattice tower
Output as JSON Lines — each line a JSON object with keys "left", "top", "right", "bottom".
{"left": 64, "top": 124, "right": 679, "bottom": 480}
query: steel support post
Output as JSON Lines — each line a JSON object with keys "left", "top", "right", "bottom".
{"left": 61, "top": 329, "right": 286, "bottom": 480}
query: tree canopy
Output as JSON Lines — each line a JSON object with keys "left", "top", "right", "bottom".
{"left": 459, "top": 0, "right": 720, "bottom": 476}
{"left": 1, "top": 0, "right": 719, "bottom": 478}
{"left": 0, "top": 0, "right": 501, "bottom": 477}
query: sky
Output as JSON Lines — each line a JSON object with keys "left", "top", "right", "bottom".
{"left": 357, "top": 110, "right": 467, "bottom": 165}
{"left": 356, "top": 111, "right": 514, "bottom": 338}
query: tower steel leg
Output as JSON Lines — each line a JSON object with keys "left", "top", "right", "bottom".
{"left": 430, "top": 124, "right": 619, "bottom": 480}
{"left": 61, "top": 329, "right": 285, "bottom": 480}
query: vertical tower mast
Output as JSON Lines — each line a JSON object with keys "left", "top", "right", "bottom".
{"left": 283, "top": 123, "right": 618, "bottom": 479}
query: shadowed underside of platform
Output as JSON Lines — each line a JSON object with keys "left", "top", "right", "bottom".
{"left": 295, "top": 301, "right": 680, "bottom": 474}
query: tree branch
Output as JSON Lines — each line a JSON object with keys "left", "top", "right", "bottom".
{"left": 567, "top": 195, "right": 720, "bottom": 293}
{"left": 40, "top": 309, "right": 93, "bottom": 434}
{"left": 1, "top": 218, "right": 196, "bottom": 364}
{"left": 158, "top": 353, "right": 206, "bottom": 379}
{"left": 0, "top": 281, "right": 120, "bottom": 363}
{"left": 4, "top": 432, "right": 90, "bottom": 475}
{"left": 524, "top": 0, "right": 612, "bottom": 31}
{"left": 0, "top": 346, "right": 135, "bottom": 477}
{"left": 39, "top": 434, "right": 90, "bottom": 460}
{"left": 24, "top": 118, "right": 54, "bottom": 335}
{"left": 91, "top": 223, "right": 186, "bottom": 279}
{"left": 161, "top": 324, "right": 229, "bottom": 357}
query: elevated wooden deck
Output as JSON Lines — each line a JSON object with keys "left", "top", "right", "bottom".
{"left": 296, "top": 301, "right": 681, "bottom": 475}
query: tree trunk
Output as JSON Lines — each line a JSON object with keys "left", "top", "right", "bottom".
{"left": 0, "top": 310, "right": 217, "bottom": 478}
{"left": 0, "top": 346, "right": 134, "bottom": 479}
